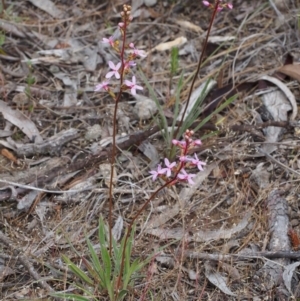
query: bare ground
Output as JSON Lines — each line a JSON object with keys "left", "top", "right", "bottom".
{"left": 1, "top": 0, "right": 300, "bottom": 300}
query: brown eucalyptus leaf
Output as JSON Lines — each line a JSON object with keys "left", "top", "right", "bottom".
{"left": 278, "top": 64, "right": 300, "bottom": 83}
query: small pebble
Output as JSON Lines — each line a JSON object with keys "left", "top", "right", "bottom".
{"left": 134, "top": 95, "right": 157, "bottom": 120}
{"left": 85, "top": 124, "right": 102, "bottom": 141}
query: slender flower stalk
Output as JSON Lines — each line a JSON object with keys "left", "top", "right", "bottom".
{"left": 93, "top": 1, "right": 233, "bottom": 295}
{"left": 174, "top": 0, "right": 232, "bottom": 139}
{"left": 149, "top": 130, "right": 206, "bottom": 185}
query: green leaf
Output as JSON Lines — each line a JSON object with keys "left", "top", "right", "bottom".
{"left": 123, "top": 258, "right": 143, "bottom": 288}
{"left": 170, "top": 47, "right": 179, "bottom": 76}
{"left": 62, "top": 255, "right": 94, "bottom": 286}
{"left": 86, "top": 239, "right": 102, "bottom": 273}
{"left": 194, "top": 94, "right": 237, "bottom": 132}
{"left": 112, "top": 236, "right": 122, "bottom": 274}
{"left": 177, "top": 78, "right": 214, "bottom": 139}
{"left": 100, "top": 244, "right": 112, "bottom": 293}
{"left": 116, "top": 289, "right": 128, "bottom": 301}
{"left": 98, "top": 217, "right": 107, "bottom": 247}
{"left": 51, "top": 293, "right": 92, "bottom": 301}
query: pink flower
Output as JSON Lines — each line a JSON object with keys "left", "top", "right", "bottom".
{"left": 124, "top": 76, "right": 143, "bottom": 95}
{"left": 149, "top": 164, "right": 166, "bottom": 181}
{"left": 177, "top": 169, "right": 196, "bottom": 185}
{"left": 102, "top": 36, "right": 114, "bottom": 47}
{"left": 118, "top": 22, "right": 124, "bottom": 28}
{"left": 106, "top": 61, "right": 121, "bottom": 79}
{"left": 172, "top": 139, "right": 187, "bottom": 149}
{"left": 190, "top": 154, "right": 206, "bottom": 171}
{"left": 124, "top": 60, "right": 136, "bottom": 70}
{"left": 95, "top": 80, "right": 109, "bottom": 92}
{"left": 129, "top": 43, "right": 146, "bottom": 58}
{"left": 179, "top": 156, "right": 188, "bottom": 163}
{"left": 202, "top": 0, "right": 232, "bottom": 10}
{"left": 163, "top": 158, "right": 176, "bottom": 177}
{"left": 193, "top": 139, "right": 202, "bottom": 146}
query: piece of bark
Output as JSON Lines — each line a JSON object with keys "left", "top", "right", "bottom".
{"left": 0, "top": 128, "right": 79, "bottom": 157}
{"left": 255, "top": 190, "right": 291, "bottom": 297}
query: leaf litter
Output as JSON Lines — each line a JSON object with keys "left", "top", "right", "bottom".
{"left": 1, "top": 0, "right": 300, "bottom": 300}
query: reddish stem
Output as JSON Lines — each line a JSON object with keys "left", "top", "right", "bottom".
{"left": 116, "top": 139, "right": 190, "bottom": 293}
{"left": 108, "top": 22, "right": 128, "bottom": 256}
{"left": 174, "top": 1, "right": 221, "bottom": 139}
{"left": 115, "top": 1, "right": 222, "bottom": 295}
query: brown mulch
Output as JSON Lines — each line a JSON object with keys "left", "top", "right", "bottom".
{"left": 1, "top": 0, "right": 300, "bottom": 300}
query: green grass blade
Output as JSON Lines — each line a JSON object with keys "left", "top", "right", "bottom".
{"left": 178, "top": 79, "right": 214, "bottom": 138}
{"left": 86, "top": 239, "right": 106, "bottom": 289}
{"left": 51, "top": 293, "right": 92, "bottom": 301}
{"left": 117, "top": 289, "right": 128, "bottom": 301}
{"left": 170, "top": 47, "right": 179, "bottom": 76}
{"left": 194, "top": 94, "right": 237, "bottom": 132}
{"left": 98, "top": 217, "right": 107, "bottom": 247}
{"left": 62, "top": 255, "right": 94, "bottom": 286}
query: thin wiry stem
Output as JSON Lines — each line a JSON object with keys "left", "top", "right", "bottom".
{"left": 174, "top": 1, "right": 221, "bottom": 139}
{"left": 109, "top": 22, "right": 128, "bottom": 256}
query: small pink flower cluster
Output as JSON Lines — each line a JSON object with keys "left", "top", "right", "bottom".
{"left": 203, "top": 0, "right": 233, "bottom": 11}
{"left": 149, "top": 130, "right": 206, "bottom": 185}
{"left": 94, "top": 5, "right": 145, "bottom": 98}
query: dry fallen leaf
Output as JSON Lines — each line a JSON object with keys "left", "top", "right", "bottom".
{"left": 260, "top": 75, "right": 297, "bottom": 120}
{"left": 0, "top": 148, "right": 18, "bottom": 164}
{"left": 0, "top": 100, "right": 43, "bottom": 143}
{"left": 204, "top": 261, "right": 236, "bottom": 297}
{"left": 278, "top": 64, "right": 300, "bottom": 83}
{"left": 175, "top": 20, "right": 204, "bottom": 33}
{"left": 283, "top": 262, "right": 300, "bottom": 294}
{"left": 153, "top": 36, "right": 187, "bottom": 52}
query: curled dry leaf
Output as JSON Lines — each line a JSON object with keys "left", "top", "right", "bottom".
{"left": 0, "top": 100, "right": 43, "bottom": 143}
{"left": 283, "top": 262, "right": 300, "bottom": 294}
{"left": 204, "top": 261, "right": 236, "bottom": 297}
{"left": 260, "top": 75, "right": 297, "bottom": 120}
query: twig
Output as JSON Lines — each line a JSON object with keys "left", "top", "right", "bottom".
{"left": 184, "top": 250, "right": 300, "bottom": 261}
{"left": 0, "top": 178, "right": 95, "bottom": 194}
{"left": 257, "top": 148, "right": 300, "bottom": 177}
